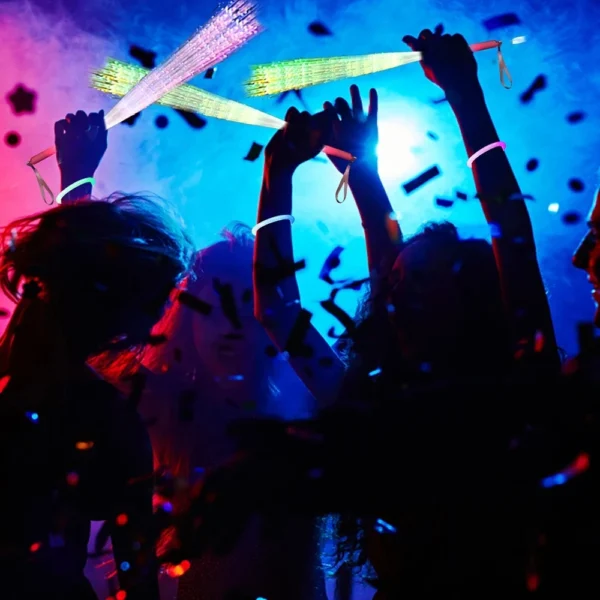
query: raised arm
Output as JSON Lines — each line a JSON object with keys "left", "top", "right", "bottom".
{"left": 253, "top": 108, "right": 345, "bottom": 408}
{"left": 54, "top": 110, "right": 107, "bottom": 203}
{"left": 324, "top": 85, "right": 400, "bottom": 278}
{"left": 404, "top": 29, "right": 558, "bottom": 366}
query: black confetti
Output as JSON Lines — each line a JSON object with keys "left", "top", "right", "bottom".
{"left": 204, "top": 68, "right": 216, "bottom": 79}
{"left": 568, "top": 178, "right": 585, "bottom": 193}
{"left": 264, "top": 345, "right": 279, "bottom": 357}
{"left": 7, "top": 84, "right": 36, "bottom": 114}
{"left": 155, "top": 115, "right": 169, "bottom": 129}
{"left": 147, "top": 334, "right": 168, "bottom": 346}
{"left": 254, "top": 259, "right": 306, "bottom": 286}
{"left": 178, "top": 291, "right": 213, "bottom": 315}
{"left": 284, "top": 309, "right": 314, "bottom": 358}
{"left": 402, "top": 165, "right": 441, "bottom": 195}
{"left": 482, "top": 13, "right": 520, "bottom": 31}
{"left": 126, "top": 372, "right": 147, "bottom": 409}
{"left": 0, "top": 308, "right": 9, "bottom": 317}
{"left": 455, "top": 190, "right": 468, "bottom": 201}
{"left": 308, "top": 21, "right": 333, "bottom": 36}
{"left": 321, "top": 297, "right": 357, "bottom": 340}
{"left": 526, "top": 158, "right": 539, "bottom": 172}
{"left": 129, "top": 45, "right": 157, "bottom": 69}
{"left": 122, "top": 112, "right": 141, "bottom": 126}
{"left": 426, "top": 131, "right": 439, "bottom": 140}
{"left": 432, "top": 96, "right": 448, "bottom": 105}
{"left": 520, "top": 75, "right": 547, "bottom": 104}
{"left": 327, "top": 326, "right": 342, "bottom": 339}
{"left": 244, "top": 142, "right": 264, "bottom": 162}
{"left": 435, "top": 198, "right": 454, "bottom": 208}
{"left": 5, "top": 131, "right": 20, "bottom": 147}
{"left": 316, "top": 221, "right": 329, "bottom": 234}
{"left": 242, "top": 288, "right": 253, "bottom": 303}
{"left": 319, "top": 246, "right": 344, "bottom": 284}
{"left": 567, "top": 111, "right": 586, "bottom": 124}
{"left": 276, "top": 89, "right": 310, "bottom": 111}
{"left": 562, "top": 211, "right": 582, "bottom": 225}
{"left": 178, "top": 390, "right": 196, "bottom": 423}
{"left": 213, "top": 278, "right": 242, "bottom": 330}
{"left": 175, "top": 109, "right": 207, "bottom": 129}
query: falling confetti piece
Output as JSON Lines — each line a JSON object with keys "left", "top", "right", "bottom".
{"left": 4, "top": 131, "right": 21, "bottom": 147}
{"left": 116, "top": 513, "right": 129, "bottom": 526}
{"left": 66, "top": 472, "right": 79, "bottom": 486}
{"left": 76, "top": 441, "right": 94, "bottom": 450}
{"left": 285, "top": 309, "right": 314, "bottom": 358}
{"left": 319, "top": 246, "right": 344, "bottom": 284}
{"left": 435, "top": 198, "right": 454, "bottom": 208}
{"left": 520, "top": 75, "right": 546, "bottom": 104}
{"left": 122, "top": 112, "right": 142, "bottom": 126}
{"left": 29, "top": 542, "right": 42, "bottom": 553}
{"left": 129, "top": 45, "right": 157, "bottom": 69}
{"left": 426, "top": 131, "right": 439, "bottom": 140}
{"left": 175, "top": 109, "right": 207, "bottom": 129}
{"left": 166, "top": 560, "right": 191, "bottom": 578}
{"left": 0, "top": 308, "right": 9, "bottom": 317}
{"left": 178, "top": 291, "right": 213, "bottom": 315}
{"left": 482, "top": 13, "right": 521, "bottom": 31}
{"left": 244, "top": 142, "right": 264, "bottom": 161}
{"left": 526, "top": 158, "right": 539, "bottom": 172}
{"left": 432, "top": 96, "right": 448, "bottom": 104}
{"left": 213, "top": 278, "right": 243, "bottom": 329}
{"left": 308, "top": 21, "right": 333, "bottom": 36}
{"left": 568, "top": 178, "right": 584, "bottom": 192}
{"left": 155, "top": 115, "right": 169, "bottom": 129}
{"left": 7, "top": 84, "right": 37, "bottom": 114}
{"left": 566, "top": 111, "right": 585, "bottom": 123}
{"left": 205, "top": 67, "right": 216, "bottom": 78}
{"left": 402, "top": 165, "right": 441, "bottom": 195}
{"left": 562, "top": 211, "right": 582, "bottom": 225}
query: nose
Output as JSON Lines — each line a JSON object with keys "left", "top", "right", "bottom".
{"left": 573, "top": 232, "right": 593, "bottom": 270}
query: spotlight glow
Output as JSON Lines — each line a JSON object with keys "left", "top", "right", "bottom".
{"left": 376, "top": 118, "right": 421, "bottom": 183}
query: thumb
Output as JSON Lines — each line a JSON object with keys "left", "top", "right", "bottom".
{"left": 402, "top": 35, "right": 420, "bottom": 51}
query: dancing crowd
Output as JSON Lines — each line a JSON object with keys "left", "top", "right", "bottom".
{"left": 1, "top": 28, "right": 599, "bottom": 600}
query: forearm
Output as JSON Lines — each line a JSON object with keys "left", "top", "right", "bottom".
{"left": 450, "top": 83, "right": 530, "bottom": 238}
{"left": 348, "top": 163, "right": 400, "bottom": 276}
{"left": 254, "top": 166, "right": 301, "bottom": 311}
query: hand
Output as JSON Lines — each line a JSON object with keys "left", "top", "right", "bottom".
{"left": 402, "top": 25, "right": 478, "bottom": 94}
{"left": 323, "top": 85, "right": 378, "bottom": 174}
{"left": 55, "top": 110, "right": 107, "bottom": 181}
{"left": 264, "top": 107, "right": 327, "bottom": 175}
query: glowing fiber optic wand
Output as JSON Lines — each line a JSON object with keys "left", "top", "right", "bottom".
{"left": 28, "top": 0, "right": 262, "bottom": 167}
{"left": 91, "top": 59, "right": 355, "bottom": 170}
{"left": 245, "top": 40, "right": 512, "bottom": 97}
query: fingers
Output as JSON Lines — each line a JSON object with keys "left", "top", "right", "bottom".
{"left": 54, "top": 119, "right": 67, "bottom": 139}
{"left": 419, "top": 28, "right": 434, "bottom": 40}
{"left": 367, "top": 88, "right": 378, "bottom": 123}
{"left": 334, "top": 97, "right": 352, "bottom": 121}
{"left": 402, "top": 35, "right": 420, "bottom": 50}
{"left": 65, "top": 113, "right": 76, "bottom": 124}
{"left": 74, "top": 110, "right": 89, "bottom": 130}
{"left": 298, "top": 110, "right": 311, "bottom": 131}
{"left": 434, "top": 23, "right": 444, "bottom": 35}
{"left": 89, "top": 110, "right": 107, "bottom": 131}
{"left": 349, "top": 84, "right": 364, "bottom": 120}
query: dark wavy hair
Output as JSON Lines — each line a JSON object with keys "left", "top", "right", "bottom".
{"left": 0, "top": 193, "right": 195, "bottom": 359}
{"left": 327, "top": 221, "right": 513, "bottom": 575}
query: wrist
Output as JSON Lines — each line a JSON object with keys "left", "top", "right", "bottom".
{"left": 61, "top": 169, "right": 95, "bottom": 189}
{"left": 447, "top": 81, "right": 486, "bottom": 113}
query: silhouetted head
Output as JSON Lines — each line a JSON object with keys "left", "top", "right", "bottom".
{"left": 143, "top": 223, "right": 268, "bottom": 381}
{"left": 0, "top": 194, "right": 194, "bottom": 362}
{"left": 573, "top": 186, "right": 600, "bottom": 326}
{"left": 386, "top": 222, "right": 511, "bottom": 375}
